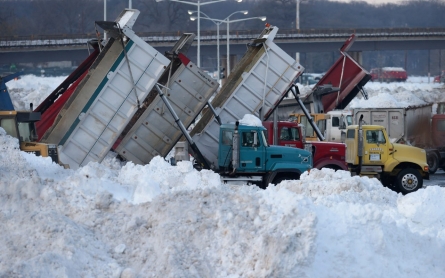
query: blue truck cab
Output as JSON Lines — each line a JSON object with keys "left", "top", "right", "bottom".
{"left": 218, "top": 122, "right": 312, "bottom": 188}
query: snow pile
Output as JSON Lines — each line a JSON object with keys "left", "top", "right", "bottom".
{"left": 2, "top": 74, "right": 445, "bottom": 277}
{"left": 5, "top": 74, "right": 66, "bottom": 111}
{"left": 1, "top": 127, "right": 445, "bottom": 277}
{"left": 239, "top": 114, "right": 263, "bottom": 126}
{"left": 349, "top": 78, "right": 445, "bottom": 108}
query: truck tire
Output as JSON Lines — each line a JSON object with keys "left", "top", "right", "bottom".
{"left": 427, "top": 152, "right": 439, "bottom": 174}
{"left": 394, "top": 168, "right": 423, "bottom": 194}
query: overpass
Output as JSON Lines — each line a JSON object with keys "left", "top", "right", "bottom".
{"left": 1, "top": 27, "right": 445, "bottom": 72}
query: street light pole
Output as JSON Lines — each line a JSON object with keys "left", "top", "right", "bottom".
{"left": 191, "top": 11, "right": 255, "bottom": 82}
{"left": 104, "top": 0, "right": 107, "bottom": 40}
{"left": 224, "top": 16, "right": 266, "bottom": 76}
{"left": 296, "top": 0, "right": 301, "bottom": 63}
{"left": 227, "top": 20, "right": 230, "bottom": 76}
{"left": 190, "top": 11, "right": 223, "bottom": 84}
{"left": 129, "top": 0, "right": 132, "bottom": 9}
{"left": 157, "top": 0, "right": 240, "bottom": 68}
{"left": 296, "top": 0, "right": 300, "bottom": 30}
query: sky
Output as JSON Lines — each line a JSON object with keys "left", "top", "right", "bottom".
{"left": 1, "top": 74, "right": 445, "bottom": 277}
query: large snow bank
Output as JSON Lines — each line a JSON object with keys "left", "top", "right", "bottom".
{"left": 1, "top": 126, "right": 445, "bottom": 277}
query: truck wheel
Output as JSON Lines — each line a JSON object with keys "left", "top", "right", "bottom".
{"left": 427, "top": 152, "right": 439, "bottom": 174}
{"left": 395, "top": 168, "right": 423, "bottom": 194}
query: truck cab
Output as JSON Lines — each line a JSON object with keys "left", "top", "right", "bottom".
{"left": 345, "top": 124, "right": 429, "bottom": 194}
{"left": 289, "top": 110, "right": 352, "bottom": 143}
{"left": 262, "top": 121, "right": 348, "bottom": 171}
{"left": 218, "top": 123, "right": 312, "bottom": 187}
{"left": 0, "top": 110, "right": 59, "bottom": 163}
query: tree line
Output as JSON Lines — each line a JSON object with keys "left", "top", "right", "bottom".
{"left": 1, "top": 0, "right": 444, "bottom": 75}
{"left": 1, "top": 0, "right": 445, "bottom": 36}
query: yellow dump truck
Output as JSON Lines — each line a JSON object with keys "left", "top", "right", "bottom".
{"left": 345, "top": 115, "right": 429, "bottom": 194}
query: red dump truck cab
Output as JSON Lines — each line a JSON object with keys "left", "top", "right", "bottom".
{"left": 262, "top": 121, "right": 348, "bottom": 171}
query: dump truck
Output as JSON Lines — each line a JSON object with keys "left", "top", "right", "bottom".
{"left": 352, "top": 104, "right": 445, "bottom": 174}
{"left": 346, "top": 115, "right": 429, "bottom": 194}
{"left": 289, "top": 110, "right": 353, "bottom": 143}
{"left": 32, "top": 10, "right": 312, "bottom": 187}
{"left": 177, "top": 23, "right": 316, "bottom": 187}
{"left": 39, "top": 9, "right": 171, "bottom": 169}
{"left": 288, "top": 34, "right": 370, "bottom": 144}
{"left": 0, "top": 72, "right": 60, "bottom": 163}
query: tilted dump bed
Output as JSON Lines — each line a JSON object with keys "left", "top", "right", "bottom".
{"left": 40, "top": 9, "right": 170, "bottom": 169}
{"left": 190, "top": 25, "right": 304, "bottom": 169}
{"left": 304, "top": 34, "right": 371, "bottom": 114}
{"left": 114, "top": 53, "right": 219, "bottom": 164}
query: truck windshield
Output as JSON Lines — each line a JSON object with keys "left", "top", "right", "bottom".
{"left": 366, "top": 130, "right": 386, "bottom": 144}
{"left": 300, "top": 116, "right": 314, "bottom": 137}
{"left": 261, "top": 131, "right": 269, "bottom": 147}
{"left": 0, "top": 118, "right": 18, "bottom": 138}
{"left": 17, "top": 122, "right": 38, "bottom": 142}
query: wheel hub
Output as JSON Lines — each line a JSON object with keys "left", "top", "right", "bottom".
{"left": 402, "top": 173, "right": 418, "bottom": 190}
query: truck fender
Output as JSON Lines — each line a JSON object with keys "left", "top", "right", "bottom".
{"left": 384, "top": 159, "right": 427, "bottom": 179}
{"left": 265, "top": 168, "right": 303, "bottom": 185}
{"left": 314, "top": 158, "right": 348, "bottom": 171}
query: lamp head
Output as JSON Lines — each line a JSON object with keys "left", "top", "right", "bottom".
{"left": 190, "top": 16, "right": 197, "bottom": 21}
{"left": 236, "top": 0, "right": 242, "bottom": 2}
{"left": 155, "top": 0, "right": 163, "bottom": 2}
{"left": 188, "top": 10, "right": 195, "bottom": 15}
{"left": 260, "top": 16, "right": 267, "bottom": 21}
{"left": 241, "top": 10, "right": 248, "bottom": 14}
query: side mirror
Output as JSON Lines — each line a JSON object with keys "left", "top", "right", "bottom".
{"left": 339, "top": 114, "right": 347, "bottom": 130}
{"left": 253, "top": 131, "right": 258, "bottom": 146}
{"left": 341, "top": 131, "right": 346, "bottom": 143}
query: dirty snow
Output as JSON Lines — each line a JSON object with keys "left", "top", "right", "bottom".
{"left": 1, "top": 74, "right": 444, "bottom": 277}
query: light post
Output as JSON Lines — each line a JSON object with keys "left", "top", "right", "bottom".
{"left": 190, "top": 10, "right": 248, "bottom": 84}
{"left": 295, "top": 0, "right": 307, "bottom": 63}
{"left": 224, "top": 15, "right": 266, "bottom": 76}
{"left": 190, "top": 12, "right": 223, "bottom": 84}
{"left": 157, "top": 0, "right": 242, "bottom": 68}
{"left": 129, "top": 0, "right": 132, "bottom": 8}
{"left": 296, "top": 0, "right": 300, "bottom": 30}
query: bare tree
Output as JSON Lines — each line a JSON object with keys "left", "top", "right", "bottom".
{"left": 0, "top": 4, "right": 16, "bottom": 36}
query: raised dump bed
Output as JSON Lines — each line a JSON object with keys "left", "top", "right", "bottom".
{"left": 303, "top": 34, "right": 371, "bottom": 114}
{"left": 114, "top": 53, "right": 219, "bottom": 164}
{"left": 40, "top": 9, "right": 170, "bottom": 169}
{"left": 189, "top": 24, "right": 305, "bottom": 169}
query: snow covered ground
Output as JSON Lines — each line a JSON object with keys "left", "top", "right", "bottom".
{"left": 1, "top": 75, "right": 445, "bottom": 277}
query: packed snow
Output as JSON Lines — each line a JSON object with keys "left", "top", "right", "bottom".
{"left": 1, "top": 74, "right": 445, "bottom": 277}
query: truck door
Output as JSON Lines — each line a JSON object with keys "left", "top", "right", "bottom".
{"left": 363, "top": 129, "right": 388, "bottom": 165}
{"left": 239, "top": 130, "right": 266, "bottom": 171}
